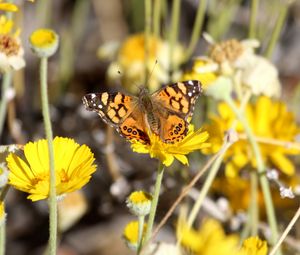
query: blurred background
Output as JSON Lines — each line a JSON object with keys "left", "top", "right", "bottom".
{"left": 1, "top": 0, "right": 300, "bottom": 254}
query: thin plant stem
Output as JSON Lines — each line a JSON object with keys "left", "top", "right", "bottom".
{"left": 144, "top": 0, "right": 152, "bottom": 85}
{"left": 168, "top": 0, "right": 181, "bottom": 78}
{"left": 144, "top": 162, "right": 164, "bottom": 243}
{"left": 187, "top": 142, "right": 231, "bottom": 227}
{"left": 0, "top": 217, "right": 5, "bottom": 255}
{"left": 137, "top": 215, "right": 145, "bottom": 254}
{"left": 264, "top": 3, "right": 289, "bottom": 59}
{"left": 149, "top": 144, "right": 228, "bottom": 246}
{"left": 224, "top": 95, "right": 281, "bottom": 254}
{"left": 184, "top": 0, "right": 207, "bottom": 61}
{"left": 250, "top": 171, "right": 258, "bottom": 236}
{"left": 40, "top": 57, "right": 57, "bottom": 255}
{"left": 249, "top": 0, "right": 259, "bottom": 38}
{"left": 269, "top": 205, "right": 300, "bottom": 255}
{"left": 0, "top": 72, "right": 12, "bottom": 138}
{"left": 0, "top": 186, "right": 9, "bottom": 202}
{"left": 153, "top": 0, "right": 161, "bottom": 37}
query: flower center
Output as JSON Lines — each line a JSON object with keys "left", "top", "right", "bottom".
{"left": 0, "top": 34, "right": 19, "bottom": 56}
{"left": 209, "top": 39, "right": 243, "bottom": 64}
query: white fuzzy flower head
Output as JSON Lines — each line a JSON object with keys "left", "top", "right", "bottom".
{"left": 0, "top": 34, "right": 25, "bottom": 73}
{"left": 0, "top": 163, "right": 9, "bottom": 188}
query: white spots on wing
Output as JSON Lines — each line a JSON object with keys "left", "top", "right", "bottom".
{"left": 188, "top": 80, "right": 194, "bottom": 85}
{"left": 98, "top": 104, "right": 103, "bottom": 109}
{"left": 91, "top": 93, "right": 96, "bottom": 99}
{"left": 188, "top": 92, "right": 192, "bottom": 97}
{"left": 93, "top": 103, "right": 96, "bottom": 107}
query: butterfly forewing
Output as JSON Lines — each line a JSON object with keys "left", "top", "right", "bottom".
{"left": 82, "top": 92, "right": 150, "bottom": 144}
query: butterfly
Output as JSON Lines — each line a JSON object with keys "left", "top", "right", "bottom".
{"left": 82, "top": 80, "right": 202, "bottom": 145}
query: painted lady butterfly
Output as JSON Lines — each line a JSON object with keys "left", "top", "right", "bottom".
{"left": 82, "top": 80, "right": 202, "bottom": 144}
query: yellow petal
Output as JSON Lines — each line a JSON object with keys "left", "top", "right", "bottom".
{"left": 0, "top": 3, "right": 18, "bottom": 12}
{"left": 269, "top": 152, "right": 295, "bottom": 176}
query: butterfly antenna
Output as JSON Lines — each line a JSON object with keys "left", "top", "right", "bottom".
{"left": 146, "top": 60, "right": 158, "bottom": 90}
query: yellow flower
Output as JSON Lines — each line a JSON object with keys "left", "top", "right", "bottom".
{"left": 238, "top": 236, "right": 268, "bottom": 255}
{"left": 123, "top": 220, "right": 147, "bottom": 250}
{"left": 182, "top": 58, "right": 218, "bottom": 88}
{"left": 131, "top": 125, "right": 210, "bottom": 167}
{"left": 203, "top": 96, "right": 300, "bottom": 177}
{"left": 178, "top": 218, "right": 239, "bottom": 254}
{"left": 0, "top": 1, "right": 18, "bottom": 12}
{"left": 6, "top": 137, "right": 97, "bottom": 201}
{"left": 0, "top": 15, "right": 25, "bottom": 72}
{"left": 29, "top": 29, "right": 59, "bottom": 58}
{"left": 103, "top": 33, "right": 185, "bottom": 93}
{"left": 212, "top": 175, "right": 298, "bottom": 213}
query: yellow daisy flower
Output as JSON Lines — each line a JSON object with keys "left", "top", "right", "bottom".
{"left": 131, "top": 125, "right": 210, "bottom": 167}
{"left": 203, "top": 96, "right": 300, "bottom": 177}
{"left": 0, "top": 15, "right": 25, "bottom": 72}
{"left": 6, "top": 137, "right": 97, "bottom": 201}
{"left": 238, "top": 236, "right": 268, "bottom": 255}
{"left": 177, "top": 218, "right": 239, "bottom": 254}
{"left": 123, "top": 220, "right": 147, "bottom": 250}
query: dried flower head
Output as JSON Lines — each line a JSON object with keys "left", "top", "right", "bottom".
{"left": 0, "top": 15, "right": 25, "bottom": 72}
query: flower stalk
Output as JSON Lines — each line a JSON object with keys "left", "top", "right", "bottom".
{"left": 265, "top": 2, "right": 289, "bottom": 59}
{"left": 249, "top": 0, "right": 259, "bottom": 38}
{"left": 224, "top": 95, "right": 281, "bottom": 254}
{"left": 40, "top": 56, "right": 57, "bottom": 255}
{"left": 153, "top": 0, "right": 161, "bottom": 37}
{"left": 144, "top": 0, "right": 151, "bottom": 84}
{"left": 187, "top": 142, "right": 231, "bottom": 227}
{"left": 0, "top": 72, "right": 12, "bottom": 137}
{"left": 169, "top": 0, "right": 180, "bottom": 76}
{"left": 0, "top": 217, "right": 5, "bottom": 255}
{"left": 144, "top": 162, "right": 164, "bottom": 243}
{"left": 184, "top": 0, "right": 207, "bottom": 61}
{"left": 137, "top": 215, "right": 145, "bottom": 254}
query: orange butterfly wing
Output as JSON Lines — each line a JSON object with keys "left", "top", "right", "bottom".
{"left": 82, "top": 92, "right": 150, "bottom": 144}
{"left": 151, "top": 80, "right": 202, "bottom": 143}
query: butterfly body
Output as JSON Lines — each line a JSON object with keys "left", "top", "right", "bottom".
{"left": 83, "top": 80, "right": 202, "bottom": 144}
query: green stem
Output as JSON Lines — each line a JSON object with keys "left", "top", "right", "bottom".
{"left": 144, "top": 162, "right": 164, "bottom": 243}
{"left": 0, "top": 72, "right": 12, "bottom": 138}
{"left": 248, "top": 0, "right": 259, "bottom": 38}
{"left": 144, "top": 0, "right": 152, "bottom": 85}
{"left": 187, "top": 143, "right": 231, "bottom": 227}
{"left": 184, "top": 0, "right": 207, "bottom": 61}
{"left": 40, "top": 57, "right": 57, "bottom": 255}
{"left": 224, "top": 96, "right": 281, "bottom": 254}
{"left": 250, "top": 171, "right": 258, "bottom": 236}
{"left": 0, "top": 217, "right": 5, "bottom": 255}
{"left": 137, "top": 215, "right": 145, "bottom": 254}
{"left": 153, "top": 0, "right": 161, "bottom": 37}
{"left": 168, "top": 0, "right": 181, "bottom": 78}
{"left": 264, "top": 3, "right": 289, "bottom": 59}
